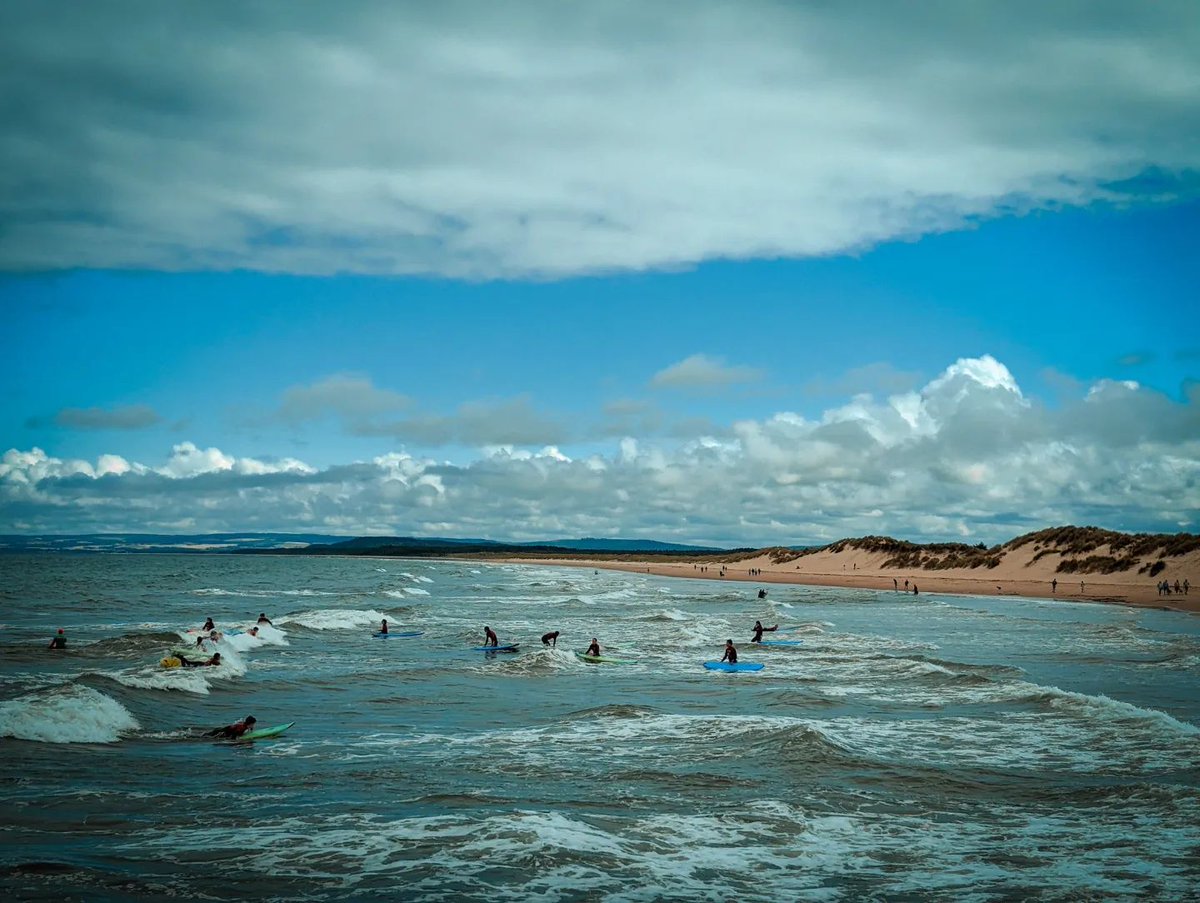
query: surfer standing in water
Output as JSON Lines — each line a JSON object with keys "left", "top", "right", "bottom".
{"left": 483, "top": 626, "right": 499, "bottom": 647}
{"left": 751, "top": 620, "right": 778, "bottom": 643}
{"left": 585, "top": 637, "right": 601, "bottom": 657}
{"left": 720, "top": 640, "right": 738, "bottom": 664}
{"left": 257, "top": 613, "right": 273, "bottom": 626}
{"left": 201, "top": 617, "right": 215, "bottom": 632}
{"left": 47, "top": 628, "right": 66, "bottom": 650}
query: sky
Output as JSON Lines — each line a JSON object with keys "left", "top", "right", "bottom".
{"left": 2, "top": 1, "right": 1198, "bottom": 546}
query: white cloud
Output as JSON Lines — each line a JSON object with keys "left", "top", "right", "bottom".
{"left": 651, "top": 354, "right": 764, "bottom": 389}
{"left": 3, "top": 357, "right": 1197, "bottom": 543}
{"left": 2, "top": 3, "right": 1196, "bottom": 277}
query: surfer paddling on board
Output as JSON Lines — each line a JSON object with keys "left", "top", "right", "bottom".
{"left": 379, "top": 619, "right": 389, "bottom": 635}
{"left": 585, "top": 638, "right": 601, "bottom": 657}
{"left": 483, "top": 626, "right": 499, "bottom": 648}
{"left": 751, "top": 620, "right": 778, "bottom": 643}
{"left": 178, "top": 651, "right": 222, "bottom": 668}
{"left": 541, "top": 631, "right": 560, "bottom": 647}
{"left": 205, "top": 715, "right": 257, "bottom": 739}
{"left": 47, "top": 628, "right": 67, "bottom": 650}
{"left": 720, "top": 640, "right": 738, "bottom": 664}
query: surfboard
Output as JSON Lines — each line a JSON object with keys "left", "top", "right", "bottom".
{"left": 472, "top": 644, "right": 519, "bottom": 652}
{"left": 576, "top": 652, "right": 634, "bottom": 664}
{"left": 703, "top": 662, "right": 764, "bottom": 672}
{"left": 238, "top": 721, "right": 294, "bottom": 742}
{"left": 373, "top": 631, "right": 424, "bottom": 638}
{"left": 755, "top": 640, "right": 804, "bottom": 646}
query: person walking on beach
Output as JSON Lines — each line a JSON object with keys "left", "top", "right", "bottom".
{"left": 1052, "top": 579, "right": 1057, "bottom": 593}
{"left": 751, "top": 620, "right": 778, "bottom": 643}
{"left": 585, "top": 637, "right": 601, "bottom": 657}
{"left": 912, "top": 584, "right": 919, "bottom": 595}
{"left": 483, "top": 626, "right": 499, "bottom": 648}
{"left": 720, "top": 640, "right": 738, "bottom": 664}
{"left": 47, "top": 628, "right": 66, "bottom": 650}
{"left": 541, "top": 631, "right": 560, "bottom": 647}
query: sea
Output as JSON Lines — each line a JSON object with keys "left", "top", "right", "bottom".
{"left": 1, "top": 552, "right": 1198, "bottom": 902}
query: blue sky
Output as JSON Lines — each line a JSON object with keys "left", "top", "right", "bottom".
{"left": 2, "top": 2, "right": 1198, "bottom": 545}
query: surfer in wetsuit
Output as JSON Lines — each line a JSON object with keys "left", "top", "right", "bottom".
{"left": 720, "top": 640, "right": 738, "bottom": 664}
{"left": 178, "top": 652, "right": 222, "bottom": 668}
{"left": 257, "top": 613, "right": 273, "bottom": 626}
{"left": 379, "top": 619, "right": 389, "bottom": 635}
{"left": 205, "top": 715, "right": 257, "bottom": 739}
{"left": 201, "top": 617, "right": 215, "bottom": 632}
{"left": 585, "top": 638, "right": 600, "bottom": 657}
{"left": 541, "top": 631, "right": 559, "bottom": 647}
{"left": 751, "top": 620, "right": 778, "bottom": 643}
{"left": 47, "top": 628, "right": 66, "bottom": 650}
{"left": 484, "top": 626, "right": 499, "bottom": 647}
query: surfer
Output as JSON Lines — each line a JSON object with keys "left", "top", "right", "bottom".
{"left": 541, "top": 630, "right": 560, "bottom": 647}
{"left": 257, "top": 613, "right": 273, "bottom": 626}
{"left": 205, "top": 715, "right": 257, "bottom": 739}
{"left": 247, "top": 626, "right": 260, "bottom": 637}
{"left": 178, "top": 651, "right": 222, "bottom": 668}
{"left": 585, "top": 637, "right": 601, "bottom": 657}
{"left": 751, "top": 620, "right": 778, "bottom": 643}
{"left": 757, "top": 588, "right": 767, "bottom": 599}
{"left": 201, "top": 617, "right": 215, "bottom": 632}
{"left": 483, "top": 626, "right": 499, "bottom": 648}
{"left": 379, "top": 618, "right": 389, "bottom": 635}
{"left": 720, "top": 640, "right": 738, "bottom": 664}
{"left": 47, "top": 628, "right": 66, "bottom": 650}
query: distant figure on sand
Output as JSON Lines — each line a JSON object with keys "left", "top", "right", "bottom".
{"left": 751, "top": 620, "right": 778, "bottom": 643}
{"left": 894, "top": 578, "right": 898, "bottom": 591}
{"left": 585, "top": 637, "right": 601, "bottom": 657}
{"left": 912, "top": 584, "right": 919, "bottom": 595}
{"left": 483, "top": 626, "right": 499, "bottom": 648}
{"left": 720, "top": 640, "right": 738, "bottom": 664}
{"left": 1052, "top": 579, "right": 1057, "bottom": 593}
{"left": 541, "top": 631, "right": 560, "bottom": 647}
{"left": 47, "top": 628, "right": 66, "bottom": 650}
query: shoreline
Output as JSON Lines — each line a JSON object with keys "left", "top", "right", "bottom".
{"left": 492, "top": 555, "right": 1200, "bottom": 615}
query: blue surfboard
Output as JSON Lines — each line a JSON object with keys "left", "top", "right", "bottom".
{"left": 472, "top": 644, "right": 519, "bottom": 652}
{"left": 373, "top": 631, "right": 424, "bottom": 638}
{"left": 704, "top": 661, "right": 764, "bottom": 672}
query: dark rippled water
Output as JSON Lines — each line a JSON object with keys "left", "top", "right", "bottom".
{"left": 1, "top": 552, "right": 1198, "bottom": 901}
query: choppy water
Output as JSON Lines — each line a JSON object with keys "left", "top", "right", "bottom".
{"left": 1, "top": 553, "right": 1198, "bottom": 901}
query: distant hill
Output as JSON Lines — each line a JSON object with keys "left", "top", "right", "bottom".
{"left": 529, "top": 538, "right": 723, "bottom": 553}
{"left": 0, "top": 533, "right": 344, "bottom": 553}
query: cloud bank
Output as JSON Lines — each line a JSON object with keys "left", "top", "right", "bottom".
{"left": 4, "top": 357, "right": 1197, "bottom": 544}
{"left": 2, "top": 2, "right": 1197, "bottom": 277}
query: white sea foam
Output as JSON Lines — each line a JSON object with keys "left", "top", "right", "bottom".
{"left": 0, "top": 684, "right": 139, "bottom": 743}
{"left": 400, "top": 587, "right": 430, "bottom": 596}
{"left": 276, "top": 609, "right": 388, "bottom": 630}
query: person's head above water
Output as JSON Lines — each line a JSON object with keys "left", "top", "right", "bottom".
{"left": 57, "top": 628, "right": 64, "bottom": 635}
{"left": 245, "top": 715, "right": 256, "bottom": 725}
{"left": 726, "top": 639, "right": 734, "bottom": 645}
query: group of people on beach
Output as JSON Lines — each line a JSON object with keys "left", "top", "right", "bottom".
{"left": 1157, "top": 578, "right": 1189, "bottom": 596}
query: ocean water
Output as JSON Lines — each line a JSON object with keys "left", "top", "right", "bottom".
{"left": 1, "top": 553, "right": 1198, "bottom": 902}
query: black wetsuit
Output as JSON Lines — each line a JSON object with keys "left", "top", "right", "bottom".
{"left": 48, "top": 635, "right": 66, "bottom": 649}
{"left": 721, "top": 646, "right": 738, "bottom": 664}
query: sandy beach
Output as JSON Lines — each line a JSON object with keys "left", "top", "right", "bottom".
{"left": 498, "top": 540, "right": 1200, "bottom": 614}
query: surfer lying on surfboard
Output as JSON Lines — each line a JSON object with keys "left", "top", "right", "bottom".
{"left": 178, "top": 651, "right": 222, "bottom": 668}
{"left": 205, "top": 715, "right": 256, "bottom": 739}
